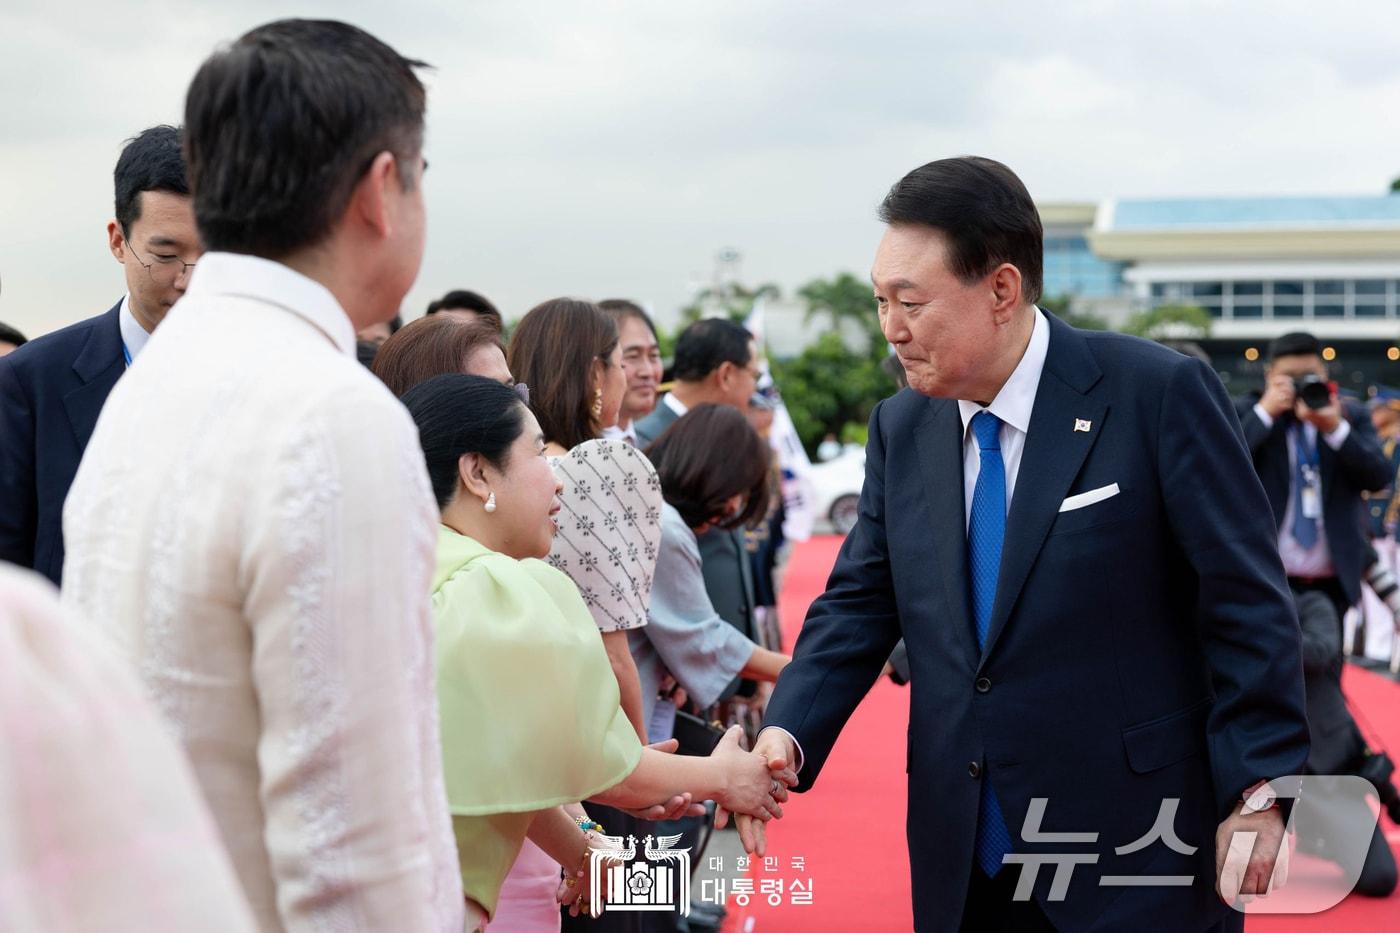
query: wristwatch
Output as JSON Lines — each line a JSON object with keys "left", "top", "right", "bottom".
{"left": 1241, "top": 779, "right": 1279, "bottom": 814}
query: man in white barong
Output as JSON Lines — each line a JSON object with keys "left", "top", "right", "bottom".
{"left": 61, "top": 19, "right": 467, "bottom": 932}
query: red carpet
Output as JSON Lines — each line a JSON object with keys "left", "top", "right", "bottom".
{"left": 721, "top": 536, "right": 1400, "bottom": 931}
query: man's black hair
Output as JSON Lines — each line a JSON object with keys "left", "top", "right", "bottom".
{"left": 114, "top": 125, "right": 189, "bottom": 237}
{"left": 671, "top": 318, "right": 753, "bottom": 383}
{"left": 1268, "top": 331, "right": 1323, "bottom": 361}
{"left": 183, "top": 19, "right": 428, "bottom": 258}
{"left": 878, "top": 156, "right": 1043, "bottom": 304}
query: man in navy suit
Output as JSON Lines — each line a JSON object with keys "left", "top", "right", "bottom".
{"left": 1235, "top": 332, "right": 1392, "bottom": 632}
{"left": 732, "top": 158, "right": 1309, "bottom": 931}
{"left": 0, "top": 125, "right": 198, "bottom": 586}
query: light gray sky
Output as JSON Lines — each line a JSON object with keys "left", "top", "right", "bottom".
{"left": 3, "top": 0, "right": 1399, "bottom": 339}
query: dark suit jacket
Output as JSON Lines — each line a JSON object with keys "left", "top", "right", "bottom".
{"left": 633, "top": 399, "right": 679, "bottom": 449}
{"left": 0, "top": 302, "right": 124, "bottom": 585}
{"left": 1295, "top": 589, "right": 1365, "bottom": 775}
{"left": 1236, "top": 395, "right": 1391, "bottom": 606}
{"left": 637, "top": 399, "right": 759, "bottom": 695}
{"left": 762, "top": 315, "right": 1310, "bottom": 932}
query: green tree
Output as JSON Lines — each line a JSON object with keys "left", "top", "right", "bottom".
{"left": 798, "top": 273, "right": 885, "bottom": 359}
{"left": 1391, "top": 176, "right": 1400, "bottom": 193}
{"left": 770, "top": 332, "right": 894, "bottom": 456}
{"left": 679, "top": 281, "right": 780, "bottom": 324}
{"left": 1122, "top": 303, "right": 1213, "bottom": 340}
{"left": 1040, "top": 293, "right": 1109, "bottom": 331}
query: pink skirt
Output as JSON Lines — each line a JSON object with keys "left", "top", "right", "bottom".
{"left": 489, "top": 839, "right": 561, "bottom": 932}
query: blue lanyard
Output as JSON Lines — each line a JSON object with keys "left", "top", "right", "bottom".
{"left": 1294, "top": 423, "right": 1319, "bottom": 475}
{"left": 122, "top": 342, "right": 132, "bottom": 368}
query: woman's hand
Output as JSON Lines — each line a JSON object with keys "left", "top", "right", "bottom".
{"left": 710, "top": 725, "right": 786, "bottom": 820}
{"left": 614, "top": 739, "right": 707, "bottom": 819}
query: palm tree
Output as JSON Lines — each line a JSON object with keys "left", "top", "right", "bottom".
{"left": 799, "top": 273, "right": 885, "bottom": 359}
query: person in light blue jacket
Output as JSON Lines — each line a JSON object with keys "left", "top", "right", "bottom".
{"left": 633, "top": 404, "right": 791, "bottom": 741}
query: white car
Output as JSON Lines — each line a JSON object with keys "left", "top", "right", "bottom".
{"left": 809, "top": 446, "right": 866, "bottom": 535}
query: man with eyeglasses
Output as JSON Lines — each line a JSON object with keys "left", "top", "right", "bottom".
{"left": 0, "top": 125, "right": 198, "bottom": 586}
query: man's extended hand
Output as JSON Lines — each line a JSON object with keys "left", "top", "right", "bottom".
{"left": 716, "top": 729, "right": 799, "bottom": 856}
{"left": 1215, "top": 805, "right": 1289, "bottom": 904}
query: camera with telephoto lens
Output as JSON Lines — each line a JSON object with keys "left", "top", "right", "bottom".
{"left": 1293, "top": 374, "right": 1334, "bottom": 410}
{"left": 1355, "top": 748, "right": 1400, "bottom": 823}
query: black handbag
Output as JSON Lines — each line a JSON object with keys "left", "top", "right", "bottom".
{"left": 671, "top": 709, "right": 726, "bottom": 756}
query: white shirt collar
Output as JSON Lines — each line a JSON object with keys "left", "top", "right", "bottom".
{"left": 957, "top": 307, "right": 1050, "bottom": 437}
{"left": 602, "top": 423, "right": 638, "bottom": 447}
{"left": 663, "top": 393, "right": 689, "bottom": 418}
{"left": 180, "top": 252, "right": 356, "bottom": 356}
{"left": 117, "top": 295, "right": 152, "bottom": 364}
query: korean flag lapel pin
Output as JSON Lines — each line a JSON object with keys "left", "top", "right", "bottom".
{"left": 1074, "top": 418, "right": 1093, "bottom": 433}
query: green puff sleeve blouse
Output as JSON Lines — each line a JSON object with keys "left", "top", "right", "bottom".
{"left": 430, "top": 525, "right": 643, "bottom": 918}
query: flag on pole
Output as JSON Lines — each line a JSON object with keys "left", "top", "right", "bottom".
{"left": 745, "top": 299, "right": 817, "bottom": 542}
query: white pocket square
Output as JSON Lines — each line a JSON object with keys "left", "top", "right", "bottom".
{"left": 1058, "top": 483, "right": 1120, "bottom": 513}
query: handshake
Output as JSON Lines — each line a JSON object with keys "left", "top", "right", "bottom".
{"left": 712, "top": 727, "right": 798, "bottom": 856}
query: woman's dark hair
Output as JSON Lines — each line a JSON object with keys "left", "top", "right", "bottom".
{"left": 401, "top": 374, "right": 526, "bottom": 509}
{"left": 878, "top": 156, "right": 1043, "bottom": 304}
{"left": 645, "top": 404, "right": 771, "bottom": 531}
{"left": 183, "top": 19, "right": 428, "bottom": 258}
{"left": 372, "top": 314, "right": 506, "bottom": 397}
{"left": 507, "top": 298, "right": 618, "bottom": 450}
{"left": 114, "top": 125, "right": 189, "bottom": 237}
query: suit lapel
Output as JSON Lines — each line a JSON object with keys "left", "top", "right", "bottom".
{"left": 913, "top": 397, "right": 978, "bottom": 673}
{"left": 979, "top": 315, "right": 1106, "bottom": 668}
{"left": 62, "top": 303, "right": 124, "bottom": 450}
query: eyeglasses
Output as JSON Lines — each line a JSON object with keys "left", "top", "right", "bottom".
{"left": 126, "top": 241, "right": 196, "bottom": 286}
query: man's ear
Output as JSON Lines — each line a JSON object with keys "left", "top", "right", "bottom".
{"left": 714, "top": 360, "right": 737, "bottom": 392}
{"left": 107, "top": 220, "right": 126, "bottom": 263}
{"left": 349, "top": 151, "right": 399, "bottom": 239}
{"left": 458, "top": 452, "right": 493, "bottom": 502}
{"left": 989, "top": 263, "right": 1023, "bottom": 322}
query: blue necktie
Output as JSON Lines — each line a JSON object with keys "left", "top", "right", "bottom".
{"left": 968, "top": 411, "right": 1014, "bottom": 877}
{"left": 1291, "top": 424, "right": 1319, "bottom": 549}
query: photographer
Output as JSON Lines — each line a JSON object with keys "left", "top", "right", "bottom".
{"left": 1237, "top": 332, "right": 1392, "bottom": 624}
{"left": 1293, "top": 589, "right": 1398, "bottom": 896}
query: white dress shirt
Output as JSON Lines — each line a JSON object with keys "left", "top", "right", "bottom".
{"left": 662, "top": 392, "right": 690, "bottom": 418}
{"left": 62, "top": 253, "right": 464, "bottom": 932}
{"left": 1251, "top": 403, "right": 1351, "bottom": 577}
{"left": 767, "top": 309, "right": 1051, "bottom": 771}
{"left": 955, "top": 307, "right": 1050, "bottom": 529}
{"left": 602, "top": 422, "right": 638, "bottom": 446}
{"left": 116, "top": 295, "right": 151, "bottom": 365}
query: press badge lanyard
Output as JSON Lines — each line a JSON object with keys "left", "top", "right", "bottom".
{"left": 1297, "top": 426, "right": 1322, "bottom": 520}
{"left": 122, "top": 342, "right": 133, "bottom": 368}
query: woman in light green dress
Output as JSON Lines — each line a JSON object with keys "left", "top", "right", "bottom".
{"left": 401, "top": 374, "right": 794, "bottom": 927}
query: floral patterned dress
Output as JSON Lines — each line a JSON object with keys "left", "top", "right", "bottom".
{"left": 546, "top": 439, "right": 664, "bottom": 632}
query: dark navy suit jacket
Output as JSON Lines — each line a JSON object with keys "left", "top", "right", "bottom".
{"left": 762, "top": 315, "right": 1310, "bottom": 931}
{"left": 1235, "top": 396, "right": 1391, "bottom": 606}
{"left": 0, "top": 302, "right": 124, "bottom": 586}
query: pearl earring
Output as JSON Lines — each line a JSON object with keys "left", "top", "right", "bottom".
{"left": 484, "top": 492, "right": 497, "bottom": 513}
